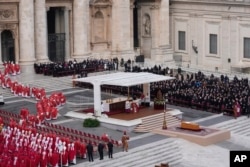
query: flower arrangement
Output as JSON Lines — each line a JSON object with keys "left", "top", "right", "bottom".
{"left": 154, "top": 89, "right": 165, "bottom": 110}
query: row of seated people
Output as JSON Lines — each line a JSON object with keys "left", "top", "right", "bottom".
{"left": 124, "top": 63, "right": 174, "bottom": 76}
{"left": 74, "top": 62, "right": 249, "bottom": 117}
{"left": 124, "top": 66, "right": 250, "bottom": 116}
{"left": 34, "top": 58, "right": 119, "bottom": 77}
{"left": 164, "top": 72, "right": 249, "bottom": 116}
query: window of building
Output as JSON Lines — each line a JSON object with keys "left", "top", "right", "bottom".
{"left": 244, "top": 37, "right": 250, "bottom": 58}
{"left": 178, "top": 31, "right": 186, "bottom": 50}
{"left": 209, "top": 34, "right": 217, "bottom": 54}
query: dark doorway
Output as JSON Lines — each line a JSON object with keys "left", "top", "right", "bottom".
{"left": 47, "top": 7, "right": 65, "bottom": 62}
{"left": 133, "top": 1, "right": 139, "bottom": 48}
{"left": 1, "top": 30, "right": 15, "bottom": 63}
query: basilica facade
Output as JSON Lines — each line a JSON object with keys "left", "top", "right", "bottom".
{"left": 0, "top": 0, "right": 250, "bottom": 73}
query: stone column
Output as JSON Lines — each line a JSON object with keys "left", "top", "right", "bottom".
{"left": 0, "top": 32, "right": 2, "bottom": 65}
{"left": 221, "top": 16, "right": 230, "bottom": 72}
{"left": 19, "top": 0, "right": 36, "bottom": 65}
{"left": 159, "top": 0, "right": 170, "bottom": 46}
{"left": 13, "top": 28, "right": 20, "bottom": 63}
{"left": 130, "top": 1, "right": 134, "bottom": 49}
{"left": 73, "top": 0, "right": 89, "bottom": 58}
{"left": 143, "top": 83, "right": 150, "bottom": 99}
{"left": 112, "top": 0, "right": 134, "bottom": 60}
{"left": 93, "top": 82, "right": 102, "bottom": 117}
{"left": 64, "top": 7, "right": 70, "bottom": 61}
{"left": 35, "top": 0, "right": 49, "bottom": 63}
{"left": 150, "top": 5, "right": 160, "bottom": 49}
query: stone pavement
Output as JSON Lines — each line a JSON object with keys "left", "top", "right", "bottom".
{"left": 0, "top": 70, "right": 250, "bottom": 167}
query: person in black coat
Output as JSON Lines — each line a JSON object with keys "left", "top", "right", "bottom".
{"left": 86, "top": 142, "right": 94, "bottom": 162}
{"left": 98, "top": 141, "right": 105, "bottom": 160}
{"left": 107, "top": 140, "right": 113, "bottom": 158}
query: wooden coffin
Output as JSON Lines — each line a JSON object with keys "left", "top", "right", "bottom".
{"left": 181, "top": 121, "right": 200, "bottom": 131}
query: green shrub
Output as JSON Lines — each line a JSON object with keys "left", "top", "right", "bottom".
{"left": 83, "top": 118, "right": 100, "bottom": 127}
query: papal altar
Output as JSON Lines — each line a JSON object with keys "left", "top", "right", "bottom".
{"left": 102, "top": 97, "right": 127, "bottom": 112}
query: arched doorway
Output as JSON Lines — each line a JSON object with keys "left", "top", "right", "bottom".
{"left": 1, "top": 30, "right": 15, "bottom": 63}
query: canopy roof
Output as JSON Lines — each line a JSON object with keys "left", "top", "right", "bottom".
{"left": 73, "top": 72, "right": 175, "bottom": 87}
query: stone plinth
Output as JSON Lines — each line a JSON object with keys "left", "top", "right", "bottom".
{"left": 153, "top": 125, "right": 230, "bottom": 146}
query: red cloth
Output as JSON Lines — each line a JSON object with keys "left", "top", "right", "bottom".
{"left": 51, "top": 107, "right": 58, "bottom": 120}
{"left": 40, "top": 152, "right": 48, "bottom": 167}
{"left": 62, "top": 151, "right": 68, "bottom": 166}
{"left": 20, "top": 108, "right": 30, "bottom": 120}
{"left": 49, "top": 151, "right": 59, "bottom": 167}
{"left": 101, "top": 133, "right": 109, "bottom": 142}
{"left": 18, "top": 156, "right": 27, "bottom": 167}
{"left": 68, "top": 146, "right": 76, "bottom": 162}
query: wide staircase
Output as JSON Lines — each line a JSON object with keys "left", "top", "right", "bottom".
{"left": 133, "top": 112, "right": 181, "bottom": 133}
{"left": 210, "top": 116, "right": 250, "bottom": 149}
{"left": 211, "top": 116, "right": 250, "bottom": 136}
{"left": 75, "top": 138, "right": 182, "bottom": 167}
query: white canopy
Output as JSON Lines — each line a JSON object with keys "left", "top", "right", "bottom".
{"left": 73, "top": 72, "right": 175, "bottom": 86}
{"left": 73, "top": 72, "right": 175, "bottom": 117}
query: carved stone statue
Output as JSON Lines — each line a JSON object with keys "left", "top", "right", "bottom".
{"left": 144, "top": 15, "right": 151, "bottom": 35}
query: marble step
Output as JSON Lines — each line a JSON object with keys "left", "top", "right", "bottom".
{"left": 219, "top": 121, "right": 250, "bottom": 132}
{"left": 138, "top": 120, "right": 179, "bottom": 129}
{"left": 134, "top": 122, "right": 180, "bottom": 132}
{"left": 134, "top": 114, "right": 180, "bottom": 132}
{"left": 130, "top": 151, "right": 181, "bottom": 167}
{"left": 211, "top": 116, "right": 247, "bottom": 128}
{"left": 91, "top": 139, "right": 180, "bottom": 167}
{"left": 244, "top": 131, "right": 250, "bottom": 136}
{"left": 137, "top": 155, "right": 182, "bottom": 167}
{"left": 218, "top": 118, "right": 249, "bottom": 128}
{"left": 141, "top": 115, "right": 179, "bottom": 123}
{"left": 91, "top": 138, "right": 176, "bottom": 160}
{"left": 215, "top": 118, "right": 250, "bottom": 131}
{"left": 99, "top": 146, "right": 180, "bottom": 167}
{"left": 234, "top": 125, "right": 250, "bottom": 136}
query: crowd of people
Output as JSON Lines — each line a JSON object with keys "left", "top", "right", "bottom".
{"left": 2, "top": 62, "right": 21, "bottom": 76}
{"left": 0, "top": 65, "right": 66, "bottom": 124}
{"left": 0, "top": 115, "right": 128, "bottom": 166}
{"left": 151, "top": 70, "right": 250, "bottom": 118}
{"left": 122, "top": 63, "right": 250, "bottom": 118}
{"left": 34, "top": 58, "right": 119, "bottom": 77}
{"left": 73, "top": 58, "right": 250, "bottom": 118}
{"left": 0, "top": 125, "right": 84, "bottom": 167}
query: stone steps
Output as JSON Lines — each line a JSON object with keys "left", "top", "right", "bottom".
{"left": 78, "top": 138, "right": 182, "bottom": 167}
{"left": 1, "top": 76, "right": 73, "bottom": 100}
{"left": 134, "top": 113, "right": 180, "bottom": 133}
{"left": 214, "top": 117, "right": 249, "bottom": 129}
{"left": 211, "top": 116, "right": 246, "bottom": 128}
{"left": 212, "top": 116, "right": 250, "bottom": 137}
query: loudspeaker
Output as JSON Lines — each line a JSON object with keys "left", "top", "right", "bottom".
{"left": 228, "top": 58, "right": 231, "bottom": 63}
